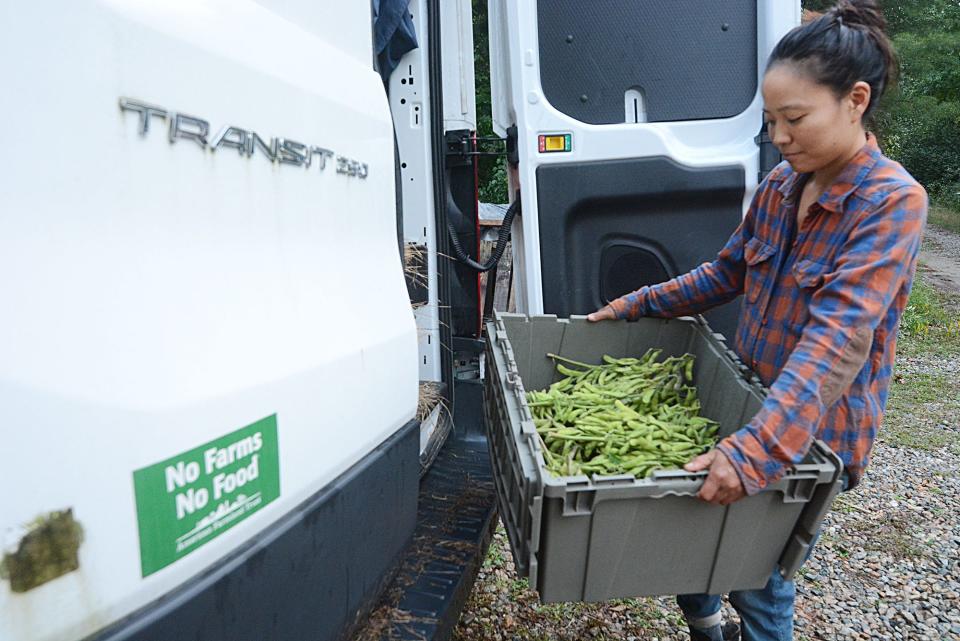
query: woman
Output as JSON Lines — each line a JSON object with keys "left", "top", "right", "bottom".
{"left": 588, "top": 2, "right": 927, "bottom": 640}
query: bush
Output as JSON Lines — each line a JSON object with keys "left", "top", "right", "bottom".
{"left": 800, "top": 3, "right": 960, "bottom": 216}
{"left": 473, "top": 0, "right": 508, "bottom": 204}
{"left": 875, "top": 94, "right": 960, "bottom": 205}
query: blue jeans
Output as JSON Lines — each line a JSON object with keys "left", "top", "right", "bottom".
{"left": 676, "top": 565, "right": 800, "bottom": 641}
{"left": 677, "top": 474, "right": 849, "bottom": 641}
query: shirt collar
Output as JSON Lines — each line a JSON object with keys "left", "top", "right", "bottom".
{"left": 775, "top": 134, "right": 882, "bottom": 214}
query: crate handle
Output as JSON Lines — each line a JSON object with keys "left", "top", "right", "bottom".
{"left": 780, "top": 477, "right": 818, "bottom": 503}
{"left": 644, "top": 470, "right": 705, "bottom": 497}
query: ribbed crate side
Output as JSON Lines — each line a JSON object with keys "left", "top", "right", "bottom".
{"left": 535, "top": 496, "right": 591, "bottom": 602}
{"left": 484, "top": 321, "right": 553, "bottom": 581}
{"left": 691, "top": 342, "right": 724, "bottom": 416}
{"left": 579, "top": 494, "right": 725, "bottom": 600}
{"left": 741, "top": 392, "right": 765, "bottom": 428}
{"left": 623, "top": 317, "right": 668, "bottom": 357}
{"left": 484, "top": 330, "right": 532, "bottom": 577}
{"left": 497, "top": 314, "right": 534, "bottom": 387}
{"left": 707, "top": 492, "right": 808, "bottom": 593}
{"left": 525, "top": 316, "right": 568, "bottom": 391}
{"left": 554, "top": 316, "right": 632, "bottom": 367}
{"left": 776, "top": 441, "right": 845, "bottom": 579}
{"left": 709, "top": 367, "right": 755, "bottom": 438}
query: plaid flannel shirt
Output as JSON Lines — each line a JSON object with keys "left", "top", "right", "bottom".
{"left": 609, "top": 136, "right": 927, "bottom": 494}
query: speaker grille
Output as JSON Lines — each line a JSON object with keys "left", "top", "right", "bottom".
{"left": 600, "top": 244, "right": 671, "bottom": 303}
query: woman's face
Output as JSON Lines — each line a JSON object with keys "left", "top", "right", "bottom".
{"left": 762, "top": 63, "right": 869, "bottom": 175}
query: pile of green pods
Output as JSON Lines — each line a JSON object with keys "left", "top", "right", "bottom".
{"left": 526, "top": 349, "right": 719, "bottom": 479}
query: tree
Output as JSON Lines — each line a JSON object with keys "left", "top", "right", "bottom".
{"left": 473, "top": 0, "right": 508, "bottom": 203}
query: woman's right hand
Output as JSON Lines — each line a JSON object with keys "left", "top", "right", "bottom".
{"left": 586, "top": 305, "right": 617, "bottom": 322}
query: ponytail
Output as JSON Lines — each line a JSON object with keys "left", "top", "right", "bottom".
{"left": 769, "top": 0, "right": 898, "bottom": 119}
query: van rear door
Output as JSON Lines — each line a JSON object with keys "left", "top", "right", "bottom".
{"left": 488, "top": 0, "right": 798, "bottom": 337}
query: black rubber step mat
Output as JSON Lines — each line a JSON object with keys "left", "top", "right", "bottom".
{"left": 354, "top": 380, "right": 498, "bottom": 641}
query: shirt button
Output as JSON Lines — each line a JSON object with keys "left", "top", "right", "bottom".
{"left": 761, "top": 317, "right": 768, "bottom": 326}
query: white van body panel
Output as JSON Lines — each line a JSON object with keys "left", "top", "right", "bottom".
{"left": 391, "top": 0, "right": 477, "bottom": 386}
{"left": 391, "top": 0, "right": 443, "bottom": 383}
{"left": 0, "top": 2, "right": 416, "bottom": 639}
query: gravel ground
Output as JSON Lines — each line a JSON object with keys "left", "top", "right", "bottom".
{"left": 453, "top": 229, "right": 960, "bottom": 641}
{"left": 924, "top": 224, "right": 960, "bottom": 261}
{"left": 794, "top": 445, "right": 960, "bottom": 641}
{"left": 921, "top": 224, "right": 960, "bottom": 296}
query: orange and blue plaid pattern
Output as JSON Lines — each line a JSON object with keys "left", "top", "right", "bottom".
{"left": 609, "top": 136, "right": 927, "bottom": 494}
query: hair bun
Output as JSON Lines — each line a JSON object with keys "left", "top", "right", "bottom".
{"left": 832, "top": 0, "right": 888, "bottom": 33}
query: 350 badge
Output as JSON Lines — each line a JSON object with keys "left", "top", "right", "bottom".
{"left": 119, "top": 97, "right": 369, "bottom": 178}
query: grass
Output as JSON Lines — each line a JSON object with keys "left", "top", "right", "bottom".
{"left": 826, "top": 496, "right": 929, "bottom": 561}
{"left": 481, "top": 531, "right": 506, "bottom": 570}
{"left": 887, "top": 372, "right": 955, "bottom": 409}
{"left": 882, "top": 371, "right": 959, "bottom": 452}
{"left": 897, "top": 271, "right": 960, "bottom": 357}
{"left": 883, "top": 268, "right": 960, "bottom": 453}
{"left": 928, "top": 202, "right": 960, "bottom": 235}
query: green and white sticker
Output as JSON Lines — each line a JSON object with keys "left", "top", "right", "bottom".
{"left": 133, "top": 414, "right": 280, "bottom": 577}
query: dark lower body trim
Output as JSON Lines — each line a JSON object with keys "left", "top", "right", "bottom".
{"left": 88, "top": 420, "right": 420, "bottom": 641}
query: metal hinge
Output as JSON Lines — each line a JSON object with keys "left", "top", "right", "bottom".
{"left": 755, "top": 125, "right": 782, "bottom": 183}
{"left": 445, "top": 131, "right": 507, "bottom": 160}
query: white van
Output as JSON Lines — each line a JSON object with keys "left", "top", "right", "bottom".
{"left": 0, "top": 2, "right": 798, "bottom": 640}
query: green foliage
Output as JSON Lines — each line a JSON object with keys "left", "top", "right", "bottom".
{"left": 928, "top": 203, "right": 960, "bottom": 234}
{"left": 479, "top": 161, "right": 508, "bottom": 204}
{"left": 802, "top": 0, "right": 960, "bottom": 34}
{"left": 800, "top": 0, "right": 833, "bottom": 12}
{"left": 875, "top": 15, "right": 960, "bottom": 212}
{"left": 898, "top": 272, "right": 960, "bottom": 358}
{"left": 473, "top": 0, "right": 508, "bottom": 203}
{"left": 900, "top": 275, "right": 953, "bottom": 337}
{"left": 875, "top": 92, "right": 960, "bottom": 208}
{"left": 895, "top": 30, "right": 960, "bottom": 102}
{"left": 801, "top": 1, "right": 960, "bottom": 219}
{"left": 880, "top": 1, "right": 960, "bottom": 34}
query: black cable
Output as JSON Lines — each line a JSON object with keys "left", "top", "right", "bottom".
{"left": 427, "top": 0, "right": 454, "bottom": 407}
{"left": 446, "top": 193, "right": 520, "bottom": 272}
{"left": 504, "top": 252, "right": 514, "bottom": 311}
{"left": 482, "top": 261, "right": 499, "bottom": 321}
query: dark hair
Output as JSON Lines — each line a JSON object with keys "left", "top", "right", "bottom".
{"left": 768, "top": 0, "right": 898, "bottom": 119}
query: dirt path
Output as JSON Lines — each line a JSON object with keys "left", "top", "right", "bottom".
{"left": 920, "top": 225, "right": 960, "bottom": 296}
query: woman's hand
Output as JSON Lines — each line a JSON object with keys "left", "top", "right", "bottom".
{"left": 586, "top": 305, "right": 617, "bottom": 322}
{"left": 684, "top": 449, "right": 746, "bottom": 505}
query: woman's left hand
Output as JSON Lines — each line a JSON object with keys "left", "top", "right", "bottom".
{"left": 684, "top": 449, "right": 746, "bottom": 505}
{"left": 586, "top": 305, "right": 617, "bottom": 322}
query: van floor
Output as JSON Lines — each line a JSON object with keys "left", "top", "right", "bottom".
{"left": 353, "top": 378, "right": 498, "bottom": 641}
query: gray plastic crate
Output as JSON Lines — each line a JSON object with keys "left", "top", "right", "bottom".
{"left": 484, "top": 312, "right": 844, "bottom": 603}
